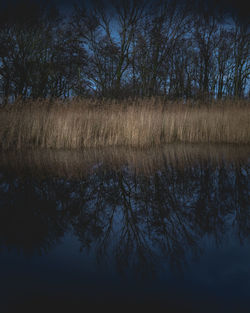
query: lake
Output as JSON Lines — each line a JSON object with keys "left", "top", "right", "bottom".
{"left": 0, "top": 145, "right": 249, "bottom": 313}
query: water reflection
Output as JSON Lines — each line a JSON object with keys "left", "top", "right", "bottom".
{"left": 0, "top": 145, "right": 249, "bottom": 276}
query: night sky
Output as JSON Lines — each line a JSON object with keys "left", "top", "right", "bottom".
{"left": 0, "top": 0, "right": 249, "bottom": 22}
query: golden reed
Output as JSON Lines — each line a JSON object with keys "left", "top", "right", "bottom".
{"left": 0, "top": 98, "right": 249, "bottom": 150}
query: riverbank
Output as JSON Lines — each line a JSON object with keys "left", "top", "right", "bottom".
{"left": 0, "top": 98, "right": 249, "bottom": 150}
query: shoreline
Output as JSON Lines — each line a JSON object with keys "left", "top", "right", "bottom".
{"left": 1, "top": 143, "right": 249, "bottom": 179}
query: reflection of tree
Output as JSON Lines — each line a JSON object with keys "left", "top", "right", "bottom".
{"left": 233, "top": 164, "right": 250, "bottom": 242}
{"left": 0, "top": 159, "right": 249, "bottom": 275}
{"left": 0, "top": 176, "right": 75, "bottom": 255}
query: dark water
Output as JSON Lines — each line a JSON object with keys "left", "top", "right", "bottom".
{"left": 0, "top": 147, "right": 249, "bottom": 313}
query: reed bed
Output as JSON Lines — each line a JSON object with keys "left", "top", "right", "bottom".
{"left": 0, "top": 98, "right": 249, "bottom": 150}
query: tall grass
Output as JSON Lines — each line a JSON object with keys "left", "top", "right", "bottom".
{"left": 0, "top": 98, "right": 249, "bottom": 150}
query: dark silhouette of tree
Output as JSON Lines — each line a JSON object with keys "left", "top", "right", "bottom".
{"left": 0, "top": 0, "right": 249, "bottom": 102}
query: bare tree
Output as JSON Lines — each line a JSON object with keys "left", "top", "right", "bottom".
{"left": 0, "top": 0, "right": 249, "bottom": 102}
{"left": 230, "top": 18, "right": 249, "bottom": 98}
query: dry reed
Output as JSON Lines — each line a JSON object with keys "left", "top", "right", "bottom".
{"left": 0, "top": 98, "right": 249, "bottom": 150}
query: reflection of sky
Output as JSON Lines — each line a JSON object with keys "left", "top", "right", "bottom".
{"left": 0, "top": 155, "right": 249, "bottom": 312}
{"left": 1, "top": 228, "right": 250, "bottom": 312}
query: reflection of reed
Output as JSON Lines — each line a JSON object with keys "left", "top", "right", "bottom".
{"left": 0, "top": 144, "right": 249, "bottom": 178}
{"left": 0, "top": 145, "right": 249, "bottom": 274}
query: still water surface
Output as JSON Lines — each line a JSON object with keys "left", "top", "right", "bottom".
{"left": 0, "top": 145, "right": 249, "bottom": 312}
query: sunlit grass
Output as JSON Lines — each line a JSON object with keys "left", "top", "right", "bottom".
{"left": 0, "top": 98, "right": 249, "bottom": 150}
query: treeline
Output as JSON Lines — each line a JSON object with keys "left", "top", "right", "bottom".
{"left": 0, "top": 0, "right": 249, "bottom": 103}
